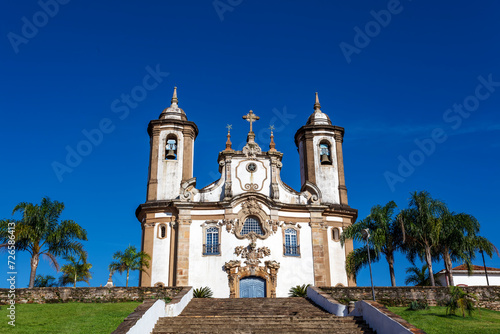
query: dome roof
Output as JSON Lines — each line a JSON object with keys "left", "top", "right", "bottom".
{"left": 159, "top": 87, "right": 188, "bottom": 121}
{"left": 306, "top": 92, "right": 331, "bottom": 125}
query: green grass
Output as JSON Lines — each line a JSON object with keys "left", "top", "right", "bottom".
{"left": 0, "top": 302, "right": 141, "bottom": 334}
{"left": 388, "top": 306, "right": 500, "bottom": 334}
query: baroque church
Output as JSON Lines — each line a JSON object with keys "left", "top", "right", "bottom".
{"left": 136, "top": 88, "right": 358, "bottom": 298}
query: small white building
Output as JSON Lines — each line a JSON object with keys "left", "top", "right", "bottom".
{"left": 136, "top": 88, "right": 358, "bottom": 298}
{"left": 436, "top": 264, "right": 500, "bottom": 286}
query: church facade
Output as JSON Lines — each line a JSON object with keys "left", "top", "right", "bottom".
{"left": 136, "top": 88, "right": 358, "bottom": 298}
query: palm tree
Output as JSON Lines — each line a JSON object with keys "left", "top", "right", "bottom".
{"left": 446, "top": 286, "right": 478, "bottom": 317}
{"left": 59, "top": 253, "right": 92, "bottom": 287}
{"left": 437, "top": 212, "right": 481, "bottom": 286}
{"left": 400, "top": 191, "right": 446, "bottom": 286}
{"left": 404, "top": 264, "right": 441, "bottom": 286}
{"left": 466, "top": 235, "right": 499, "bottom": 286}
{"left": 33, "top": 274, "right": 58, "bottom": 287}
{"left": 0, "top": 197, "right": 88, "bottom": 288}
{"left": 193, "top": 287, "right": 214, "bottom": 298}
{"left": 288, "top": 284, "right": 310, "bottom": 297}
{"left": 341, "top": 201, "right": 402, "bottom": 286}
{"left": 109, "top": 245, "right": 151, "bottom": 287}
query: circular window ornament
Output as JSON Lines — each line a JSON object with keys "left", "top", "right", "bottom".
{"left": 246, "top": 162, "right": 257, "bottom": 173}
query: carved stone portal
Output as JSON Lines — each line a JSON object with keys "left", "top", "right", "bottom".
{"left": 224, "top": 243, "right": 280, "bottom": 298}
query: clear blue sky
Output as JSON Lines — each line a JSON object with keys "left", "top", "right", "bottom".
{"left": 1, "top": 0, "right": 499, "bottom": 288}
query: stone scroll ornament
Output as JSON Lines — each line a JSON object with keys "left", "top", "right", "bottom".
{"left": 234, "top": 243, "right": 271, "bottom": 269}
{"left": 180, "top": 177, "right": 198, "bottom": 201}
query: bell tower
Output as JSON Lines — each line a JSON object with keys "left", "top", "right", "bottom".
{"left": 294, "top": 93, "right": 348, "bottom": 205}
{"left": 146, "top": 87, "right": 198, "bottom": 201}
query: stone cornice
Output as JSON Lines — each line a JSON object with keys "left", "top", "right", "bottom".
{"left": 217, "top": 149, "right": 283, "bottom": 165}
{"left": 294, "top": 124, "right": 345, "bottom": 147}
{"left": 147, "top": 119, "right": 199, "bottom": 138}
{"left": 136, "top": 196, "right": 357, "bottom": 222}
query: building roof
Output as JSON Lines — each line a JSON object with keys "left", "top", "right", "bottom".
{"left": 453, "top": 264, "right": 500, "bottom": 272}
{"left": 437, "top": 264, "right": 500, "bottom": 275}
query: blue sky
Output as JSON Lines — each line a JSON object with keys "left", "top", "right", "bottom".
{"left": 1, "top": 0, "right": 499, "bottom": 288}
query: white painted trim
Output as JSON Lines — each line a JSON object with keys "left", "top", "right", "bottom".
{"left": 349, "top": 301, "right": 413, "bottom": 334}
{"left": 306, "top": 286, "right": 347, "bottom": 316}
{"left": 279, "top": 211, "right": 310, "bottom": 218}
{"left": 190, "top": 210, "right": 225, "bottom": 215}
{"left": 325, "top": 216, "right": 343, "bottom": 222}
{"left": 126, "top": 300, "right": 165, "bottom": 334}
{"left": 165, "top": 288, "right": 194, "bottom": 317}
{"left": 155, "top": 212, "right": 173, "bottom": 218}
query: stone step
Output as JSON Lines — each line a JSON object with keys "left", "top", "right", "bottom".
{"left": 154, "top": 318, "right": 373, "bottom": 334}
{"left": 157, "top": 316, "right": 365, "bottom": 323}
{"left": 157, "top": 319, "right": 370, "bottom": 327}
{"left": 152, "top": 298, "right": 374, "bottom": 334}
{"left": 180, "top": 298, "right": 330, "bottom": 316}
{"left": 154, "top": 329, "right": 372, "bottom": 334}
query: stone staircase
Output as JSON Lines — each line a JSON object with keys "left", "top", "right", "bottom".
{"left": 152, "top": 297, "right": 374, "bottom": 334}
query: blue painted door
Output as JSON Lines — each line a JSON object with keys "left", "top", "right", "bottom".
{"left": 239, "top": 276, "right": 266, "bottom": 298}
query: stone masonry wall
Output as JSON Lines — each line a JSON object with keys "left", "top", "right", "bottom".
{"left": 0, "top": 287, "right": 186, "bottom": 304}
{"left": 319, "top": 286, "right": 500, "bottom": 311}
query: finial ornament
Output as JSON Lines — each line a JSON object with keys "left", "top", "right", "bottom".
{"left": 171, "top": 86, "right": 178, "bottom": 105}
{"left": 314, "top": 92, "right": 321, "bottom": 111}
{"left": 269, "top": 125, "right": 276, "bottom": 152}
{"left": 225, "top": 124, "right": 233, "bottom": 151}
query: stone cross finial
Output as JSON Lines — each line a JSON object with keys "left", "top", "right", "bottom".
{"left": 243, "top": 110, "right": 260, "bottom": 133}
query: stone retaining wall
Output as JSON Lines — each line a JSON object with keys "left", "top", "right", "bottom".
{"left": 319, "top": 286, "right": 500, "bottom": 311}
{"left": 0, "top": 287, "right": 187, "bottom": 304}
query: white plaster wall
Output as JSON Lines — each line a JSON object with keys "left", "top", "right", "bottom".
{"left": 151, "top": 222, "right": 171, "bottom": 287}
{"left": 327, "top": 226, "right": 348, "bottom": 286}
{"left": 279, "top": 211, "right": 310, "bottom": 218}
{"left": 232, "top": 158, "right": 271, "bottom": 198}
{"left": 312, "top": 135, "right": 340, "bottom": 204}
{"left": 157, "top": 129, "right": 184, "bottom": 200}
{"left": 197, "top": 178, "right": 224, "bottom": 202}
{"left": 273, "top": 223, "right": 315, "bottom": 297}
{"left": 188, "top": 219, "right": 243, "bottom": 298}
{"left": 450, "top": 273, "right": 500, "bottom": 286}
{"left": 187, "top": 215, "right": 315, "bottom": 298}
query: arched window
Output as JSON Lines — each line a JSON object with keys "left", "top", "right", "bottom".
{"left": 165, "top": 135, "right": 177, "bottom": 160}
{"left": 319, "top": 142, "right": 332, "bottom": 165}
{"left": 241, "top": 217, "right": 264, "bottom": 235}
{"left": 284, "top": 228, "right": 299, "bottom": 256}
{"left": 157, "top": 223, "right": 167, "bottom": 239}
{"left": 332, "top": 227, "right": 340, "bottom": 242}
{"left": 204, "top": 226, "right": 220, "bottom": 255}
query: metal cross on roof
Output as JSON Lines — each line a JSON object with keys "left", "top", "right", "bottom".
{"left": 242, "top": 110, "right": 260, "bottom": 133}
{"left": 226, "top": 124, "right": 232, "bottom": 132}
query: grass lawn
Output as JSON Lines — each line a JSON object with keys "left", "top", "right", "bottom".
{"left": 0, "top": 302, "right": 141, "bottom": 334}
{"left": 388, "top": 306, "right": 500, "bottom": 334}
